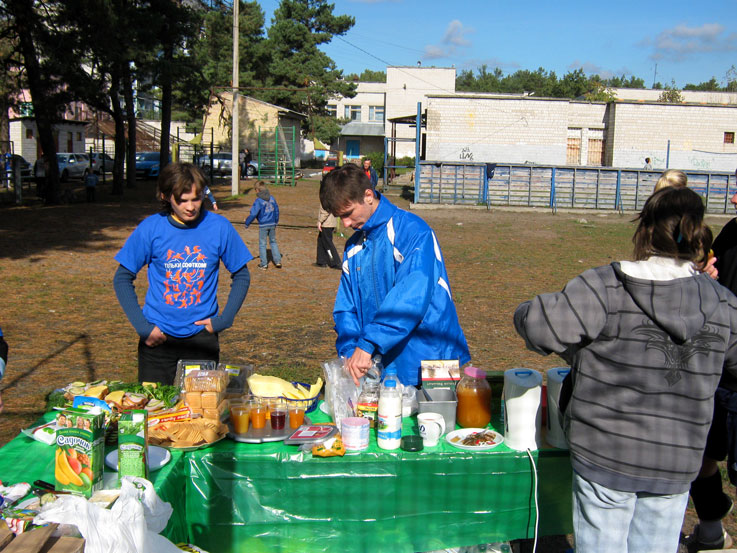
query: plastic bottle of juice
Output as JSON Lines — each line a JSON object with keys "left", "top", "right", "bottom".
{"left": 377, "top": 371, "right": 402, "bottom": 450}
{"left": 456, "top": 366, "right": 492, "bottom": 428}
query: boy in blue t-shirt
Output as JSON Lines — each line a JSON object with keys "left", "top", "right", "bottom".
{"left": 113, "top": 162, "right": 253, "bottom": 385}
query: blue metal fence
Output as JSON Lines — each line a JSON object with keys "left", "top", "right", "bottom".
{"left": 416, "top": 162, "right": 737, "bottom": 214}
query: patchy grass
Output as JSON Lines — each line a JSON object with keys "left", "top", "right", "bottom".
{"left": 0, "top": 179, "right": 733, "bottom": 552}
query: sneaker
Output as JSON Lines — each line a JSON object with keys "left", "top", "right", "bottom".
{"left": 257, "top": 264, "right": 267, "bottom": 270}
{"left": 275, "top": 263, "right": 282, "bottom": 269}
{"left": 684, "top": 525, "right": 733, "bottom": 552}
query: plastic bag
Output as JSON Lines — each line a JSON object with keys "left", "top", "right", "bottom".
{"left": 33, "top": 477, "right": 179, "bottom": 553}
{"left": 322, "top": 356, "right": 382, "bottom": 428}
{"left": 402, "top": 385, "right": 418, "bottom": 417}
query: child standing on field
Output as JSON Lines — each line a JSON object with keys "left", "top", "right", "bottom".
{"left": 514, "top": 186, "right": 737, "bottom": 553}
{"left": 245, "top": 182, "right": 282, "bottom": 270}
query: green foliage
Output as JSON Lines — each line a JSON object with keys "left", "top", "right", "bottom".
{"left": 658, "top": 80, "right": 684, "bottom": 103}
{"left": 311, "top": 114, "right": 346, "bottom": 145}
{"left": 584, "top": 83, "right": 617, "bottom": 102}
{"left": 364, "top": 151, "right": 384, "bottom": 174}
{"left": 260, "top": 0, "right": 356, "bottom": 117}
{"left": 353, "top": 69, "right": 386, "bottom": 82}
{"left": 684, "top": 77, "right": 720, "bottom": 91}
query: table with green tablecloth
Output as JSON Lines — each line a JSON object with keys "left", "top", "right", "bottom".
{"left": 0, "top": 406, "right": 572, "bottom": 552}
{"left": 0, "top": 412, "right": 189, "bottom": 544}
{"left": 183, "top": 404, "right": 572, "bottom": 553}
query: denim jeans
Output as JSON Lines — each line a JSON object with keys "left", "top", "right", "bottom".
{"left": 259, "top": 225, "right": 281, "bottom": 266}
{"left": 572, "top": 471, "right": 689, "bottom": 553}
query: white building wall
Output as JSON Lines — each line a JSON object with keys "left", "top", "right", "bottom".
{"left": 426, "top": 95, "right": 569, "bottom": 165}
{"left": 611, "top": 88, "right": 737, "bottom": 105}
{"left": 385, "top": 66, "right": 455, "bottom": 158}
{"left": 608, "top": 102, "right": 737, "bottom": 171}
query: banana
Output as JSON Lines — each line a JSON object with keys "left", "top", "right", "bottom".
{"left": 55, "top": 449, "right": 71, "bottom": 486}
{"left": 57, "top": 448, "right": 84, "bottom": 487}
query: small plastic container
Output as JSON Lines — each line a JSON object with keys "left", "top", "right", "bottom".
{"left": 456, "top": 366, "right": 492, "bottom": 428}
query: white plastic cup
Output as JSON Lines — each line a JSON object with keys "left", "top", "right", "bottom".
{"left": 417, "top": 412, "right": 446, "bottom": 447}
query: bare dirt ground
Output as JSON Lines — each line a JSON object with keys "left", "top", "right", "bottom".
{"left": 0, "top": 176, "right": 733, "bottom": 552}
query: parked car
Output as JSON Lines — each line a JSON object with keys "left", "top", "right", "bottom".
{"left": 198, "top": 152, "right": 232, "bottom": 175}
{"left": 89, "top": 152, "right": 114, "bottom": 175}
{"left": 7, "top": 154, "right": 32, "bottom": 180}
{"left": 322, "top": 157, "right": 338, "bottom": 175}
{"left": 198, "top": 152, "right": 259, "bottom": 177}
{"left": 56, "top": 153, "right": 90, "bottom": 182}
{"left": 135, "top": 152, "right": 164, "bottom": 180}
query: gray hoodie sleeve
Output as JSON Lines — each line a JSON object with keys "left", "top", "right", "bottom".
{"left": 514, "top": 268, "right": 609, "bottom": 360}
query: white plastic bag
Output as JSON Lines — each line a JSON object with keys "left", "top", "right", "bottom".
{"left": 33, "top": 477, "right": 180, "bottom": 553}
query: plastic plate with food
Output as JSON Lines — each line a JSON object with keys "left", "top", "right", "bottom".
{"left": 163, "top": 434, "right": 226, "bottom": 452}
{"left": 445, "top": 428, "right": 504, "bottom": 451}
{"left": 104, "top": 445, "right": 171, "bottom": 472}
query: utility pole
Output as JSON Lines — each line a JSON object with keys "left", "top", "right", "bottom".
{"left": 231, "top": 0, "right": 239, "bottom": 196}
{"left": 652, "top": 63, "right": 658, "bottom": 89}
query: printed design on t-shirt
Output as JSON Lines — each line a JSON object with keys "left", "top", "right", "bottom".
{"left": 634, "top": 319, "right": 724, "bottom": 386}
{"left": 164, "top": 246, "right": 207, "bottom": 308}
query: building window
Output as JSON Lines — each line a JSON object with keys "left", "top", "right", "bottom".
{"left": 344, "top": 105, "right": 361, "bottom": 121}
{"left": 369, "top": 106, "right": 384, "bottom": 122}
{"left": 26, "top": 128, "right": 33, "bottom": 139}
{"left": 326, "top": 105, "right": 337, "bottom": 117}
{"left": 77, "top": 132, "right": 82, "bottom": 141}
{"left": 726, "top": 132, "right": 735, "bottom": 144}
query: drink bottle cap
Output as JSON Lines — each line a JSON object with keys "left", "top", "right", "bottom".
{"left": 463, "top": 366, "right": 486, "bottom": 379}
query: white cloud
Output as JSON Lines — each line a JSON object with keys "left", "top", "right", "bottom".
{"left": 443, "top": 20, "right": 473, "bottom": 47}
{"left": 423, "top": 20, "right": 474, "bottom": 61}
{"left": 647, "top": 23, "right": 737, "bottom": 61}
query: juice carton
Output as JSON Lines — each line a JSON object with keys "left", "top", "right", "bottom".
{"left": 55, "top": 407, "right": 105, "bottom": 497}
{"left": 117, "top": 410, "right": 148, "bottom": 482}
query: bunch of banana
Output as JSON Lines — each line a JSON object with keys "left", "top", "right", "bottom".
{"left": 55, "top": 448, "right": 84, "bottom": 487}
{"left": 247, "top": 374, "right": 323, "bottom": 400}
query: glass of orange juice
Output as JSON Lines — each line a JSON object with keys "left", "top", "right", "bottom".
{"left": 289, "top": 404, "right": 305, "bottom": 429}
{"left": 230, "top": 403, "right": 250, "bottom": 434}
{"left": 250, "top": 399, "right": 266, "bottom": 429}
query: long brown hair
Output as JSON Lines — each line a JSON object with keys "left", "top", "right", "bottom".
{"left": 632, "top": 186, "right": 712, "bottom": 268}
{"left": 158, "top": 162, "right": 206, "bottom": 213}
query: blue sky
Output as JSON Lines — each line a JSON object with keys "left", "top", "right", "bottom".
{"left": 258, "top": 0, "right": 737, "bottom": 88}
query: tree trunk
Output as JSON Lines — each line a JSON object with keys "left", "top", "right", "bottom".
{"left": 159, "top": 43, "right": 173, "bottom": 171}
{"left": 9, "top": 0, "right": 61, "bottom": 204}
{"left": 109, "top": 78, "right": 125, "bottom": 196}
{"left": 122, "top": 62, "right": 137, "bottom": 189}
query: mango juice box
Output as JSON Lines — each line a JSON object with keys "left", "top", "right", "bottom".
{"left": 54, "top": 407, "right": 105, "bottom": 497}
{"left": 117, "top": 410, "right": 148, "bottom": 482}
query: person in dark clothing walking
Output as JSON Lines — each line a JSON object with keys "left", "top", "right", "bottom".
{"left": 316, "top": 205, "right": 340, "bottom": 269}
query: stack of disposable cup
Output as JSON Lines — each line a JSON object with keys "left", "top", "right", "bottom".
{"left": 503, "top": 368, "right": 542, "bottom": 451}
{"left": 545, "top": 367, "right": 570, "bottom": 449}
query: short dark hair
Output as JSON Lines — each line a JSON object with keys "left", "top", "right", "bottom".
{"left": 158, "top": 162, "right": 206, "bottom": 213}
{"left": 632, "top": 186, "right": 712, "bottom": 267}
{"left": 320, "top": 163, "right": 371, "bottom": 215}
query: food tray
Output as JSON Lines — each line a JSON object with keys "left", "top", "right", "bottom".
{"left": 228, "top": 416, "right": 312, "bottom": 444}
{"left": 159, "top": 434, "right": 227, "bottom": 452}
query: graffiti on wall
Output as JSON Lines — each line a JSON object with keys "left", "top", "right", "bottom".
{"left": 460, "top": 147, "right": 474, "bottom": 161}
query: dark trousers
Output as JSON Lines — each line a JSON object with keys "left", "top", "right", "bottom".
{"left": 86, "top": 187, "right": 95, "bottom": 202}
{"left": 138, "top": 330, "right": 219, "bottom": 385}
{"left": 316, "top": 227, "right": 340, "bottom": 267}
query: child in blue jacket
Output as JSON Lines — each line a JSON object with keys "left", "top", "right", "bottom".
{"left": 245, "top": 183, "right": 282, "bottom": 269}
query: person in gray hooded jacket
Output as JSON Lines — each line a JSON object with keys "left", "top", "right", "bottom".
{"left": 514, "top": 186, "right": 737, "bottom": 553}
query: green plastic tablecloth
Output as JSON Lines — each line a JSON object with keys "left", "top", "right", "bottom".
{"left": 0, "top": 413, "right": 189, "bottom": 544}
{"left": 182, "top": 404, "right": 573, "bottom": 553}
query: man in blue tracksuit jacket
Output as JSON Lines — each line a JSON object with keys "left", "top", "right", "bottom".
{"left": 320, "top": 163, "right": 470, "bottom": 386}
